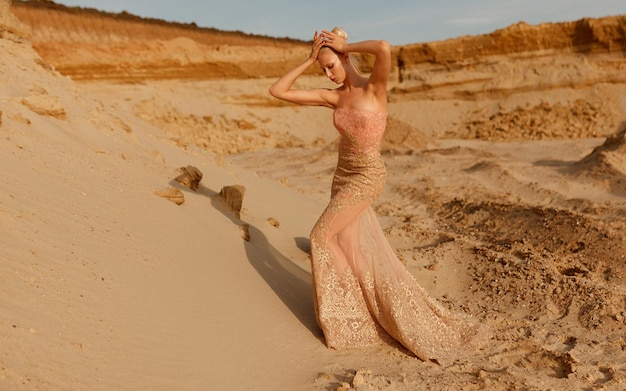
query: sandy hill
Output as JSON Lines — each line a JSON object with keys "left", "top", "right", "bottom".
{"left": 2, "top": 1, "right": 626, "bottom": 390}
{"left": 1, "top": 2, "right": 334, "bottom": 389}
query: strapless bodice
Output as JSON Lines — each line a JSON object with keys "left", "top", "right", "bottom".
{"left": 330, "top": 107, "right": 388, "bottom": 200}
{"left": 333, "top": 107, "right": 388, "bottom": 155}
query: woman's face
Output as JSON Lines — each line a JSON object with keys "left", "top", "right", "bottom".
{"left": 318, "top": 49, "right": 345, "bottom": 84}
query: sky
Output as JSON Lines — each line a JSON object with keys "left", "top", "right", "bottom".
{"left": 52, "top": 0, "right": 626, "bottom": 45}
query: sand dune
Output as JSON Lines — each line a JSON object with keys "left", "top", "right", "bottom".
{"left": 2, "top": 1, "right": 626, "bottom": 390}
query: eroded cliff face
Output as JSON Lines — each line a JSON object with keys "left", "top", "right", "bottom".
{"left": 8, "top": 0, "right": 626, "bottom": 143}
{"left": 398, "top": 17, "right": 626, "bottom": 65}
{"left": 10, "top": 0, "right": 311, "bottom": 80}
{"left": 11, "top": 0, "right": 626, "bottom": 83}
{"left": 391, "top": 16, "right": 626, "bottom": 98}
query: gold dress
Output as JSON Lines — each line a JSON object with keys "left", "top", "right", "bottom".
{"left": 310, "top": 107, "right": 484, "bottom": 365}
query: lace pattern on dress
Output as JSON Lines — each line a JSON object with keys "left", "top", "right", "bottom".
{"left": 311, "top": 239, "right": 383, "bottom": 349}
{"left": 309, "top": 107, "right": 486, "bottom": 365}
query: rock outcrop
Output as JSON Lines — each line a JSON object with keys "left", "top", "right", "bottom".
{"left": 219, "top": 185, "right": 246, "bottom": 219}
{"left": 175, "top": 165, "right": 203, "bottom": 191}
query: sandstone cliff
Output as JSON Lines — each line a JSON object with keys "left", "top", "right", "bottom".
{"left": 9, "top": 0, "right": 626, "bottom": 142}
{"left": 10, "top": 0, "right": 310, "bottom": 80}
{"left": 11, "top": 0, "right": 626, "bottom": 83}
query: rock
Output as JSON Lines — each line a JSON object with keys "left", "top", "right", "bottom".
{"left": 351, "top": 368, "right": 371, "bottom": 387}
{"left": 267, "top": 217, "right": 280, "bottom": 228}
{"left": 239, "top": 223, "right": 250, "bottom": 241}
{"left": 154, "top": 187, "right": 184, "bottom": 205}
{"left": 219, "top": 185, "right": 245, "bottom": 219}
{"left": 315, "top": 372, "right": 332, "bottom": 382}
{"left": 21, "top": 95, "right": 66, "bottom": 119}
{"left": 175, "top": 165, "right": 203, "bottom": 191}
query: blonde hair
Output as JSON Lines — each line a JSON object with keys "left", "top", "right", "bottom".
{"left": 324, "top": 27, "right": 361, "bottom": 73}
{"left": 322, "top": 27, "right": 348, "bottom": 56}
{"left": 331, "top": 26, "right": 348, "bottom": 40}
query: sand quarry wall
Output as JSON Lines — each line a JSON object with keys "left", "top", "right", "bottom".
{"left": 9, "top": 0, "right": 626, "bottom": 83}
{"left": 9, "top": 1, "right": 626, "bottom": 146}
{"left": 10, "top": 0, "right": 311, "bottom": 80}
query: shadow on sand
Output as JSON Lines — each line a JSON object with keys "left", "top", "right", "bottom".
{"left": 172, "top": 180, "right": 323, "bottom": 341}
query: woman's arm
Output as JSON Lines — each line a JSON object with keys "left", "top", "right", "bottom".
{"left": 321, "top": 30, "right": 391, "bottom": 93}
{"left": 268, "top": 31, "right": 334, "bottom": 107}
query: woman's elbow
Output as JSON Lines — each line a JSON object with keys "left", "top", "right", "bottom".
{"left": 268, "top": 85, "right": 277, "bottom": 98}
{"left": 268, "top": 85, "right": 283, "bottom": 99}
{"left": 378, "top": 40, "right": 391, "bottom": 56}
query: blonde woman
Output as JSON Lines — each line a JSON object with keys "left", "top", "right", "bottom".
{"left": 269, "top": 28, "right": 484, "bottom": 365}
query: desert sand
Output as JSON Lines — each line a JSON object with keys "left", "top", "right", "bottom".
{"left": 1, "top": 1, "right": 626, "bottom": 390}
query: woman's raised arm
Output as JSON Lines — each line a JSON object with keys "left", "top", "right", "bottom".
{"left": 268, "top": 31, "right": 334, "bottom": 107}
{"left": 321, "top": 30, "right": 391, "bottom": 93}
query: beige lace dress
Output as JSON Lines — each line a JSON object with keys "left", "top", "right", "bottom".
{"left": 309, "top": 107, "right": 485, "bottom": 365}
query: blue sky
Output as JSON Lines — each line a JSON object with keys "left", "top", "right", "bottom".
{"left": 53, "top": 0, "right": 626, "bottom": 45}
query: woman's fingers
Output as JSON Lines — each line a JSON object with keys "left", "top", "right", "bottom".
{"left": 320, "top": 30, "right": 345, "bottom": 52}
{"left": 309, "top": 30, "right": 326, "bottom": 60}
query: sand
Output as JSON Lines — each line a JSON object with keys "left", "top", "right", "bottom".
{"left": 1, "top": 2, "right": 626, "bottom": 390}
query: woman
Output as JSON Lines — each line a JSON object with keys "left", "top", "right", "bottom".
{"left": 269, "top": 28, "right": 484, "bottom": 365}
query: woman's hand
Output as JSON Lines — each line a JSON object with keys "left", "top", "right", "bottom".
{"left": 269, "top": 30, "right": 335, "bottom": 107}
{"left": 309, "top": 30, "right": 325, "bottom": 61}
{"left": 320, "top": 30, "right": 348, "bottom": 53}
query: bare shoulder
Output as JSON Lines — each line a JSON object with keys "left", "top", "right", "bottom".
{"left": 319, "top": 87, "right": 342, "bottom": 108}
